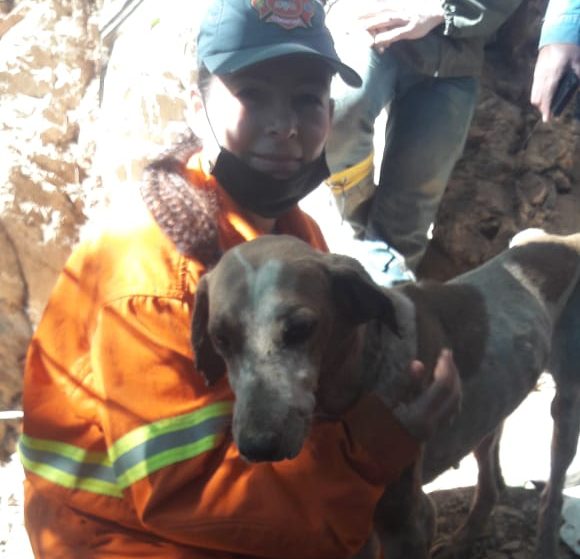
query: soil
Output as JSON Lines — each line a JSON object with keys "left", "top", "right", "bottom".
{"left": 430, "top": 485, "right": 577, "bottom": 559}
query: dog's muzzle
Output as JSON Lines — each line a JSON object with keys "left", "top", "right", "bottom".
{"left": 237, "top": 431, "right": 297, "bottom": 463}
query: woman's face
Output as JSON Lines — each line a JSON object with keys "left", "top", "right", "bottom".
{"left": 203, "top": 55, "right": 334, "bottom": 179}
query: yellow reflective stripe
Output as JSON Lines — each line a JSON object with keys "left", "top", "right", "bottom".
{"left": 109, "top": 400, "right": 233, "bottom": 461}
{"left": 19, "top": 448, "right": 122, "bottom": 498}
{"left": 117, "top": 433, "right": 223, "bottom": 488}
{"left": 327, "top": 152, "right": 374, "bottom": 193}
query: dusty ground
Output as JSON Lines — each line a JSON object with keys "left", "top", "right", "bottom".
{"left": 421, "top": 373, "right": 580, "bottom": 559}
{"left": 0, "top": 453, "right": 31, "bottom": 558}
{"left": 431, "top": 485, "right": 578, "bottom": 559}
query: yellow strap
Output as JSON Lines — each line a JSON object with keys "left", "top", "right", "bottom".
{"left": 327, "top": 153, "right": 374, "bottom": 194}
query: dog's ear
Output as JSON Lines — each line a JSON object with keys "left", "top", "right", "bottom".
{"left": 191, "top": 274, "right": 226, "bottom": 386}
{"left": 324, "top": 253, "right": 400, "bottom": 336}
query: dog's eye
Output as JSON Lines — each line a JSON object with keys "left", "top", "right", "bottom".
{"left": 212, "top": 333, "right": 231, "bottom": 353}
{"left": 282, "top": 318, "right": 317, "bottom": 346}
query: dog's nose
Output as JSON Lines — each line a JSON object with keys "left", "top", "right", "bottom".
{"left": 237, "top": 432, "right": 283, "bottom": 463}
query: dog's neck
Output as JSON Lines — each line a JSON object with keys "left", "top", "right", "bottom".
{"left": 363, "top": 288, "right": 424, "bottom": 410}
{"left": 316, "top": 324, "right": 368, "bottom": 416}
{"left": 401, "top": 281, "right": 490, "bottom": 382}
{"left": 316, "top": 288, "right": 422, "bottom": 417}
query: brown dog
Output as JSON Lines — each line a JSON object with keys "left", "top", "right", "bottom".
{"left": 192, "top": 230, "right": 580, "bottom": 559}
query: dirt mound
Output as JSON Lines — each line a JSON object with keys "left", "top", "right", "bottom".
{"left": 431, "top": 485, "right": 577, "bottom": 558}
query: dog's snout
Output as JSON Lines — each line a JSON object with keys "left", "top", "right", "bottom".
{"left": 237, "top": 432, "right": 284, "bottom": 463}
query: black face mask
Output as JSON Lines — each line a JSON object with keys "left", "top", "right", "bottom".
{"left": 211, "top": 148, "right": 330, "bottom": 219}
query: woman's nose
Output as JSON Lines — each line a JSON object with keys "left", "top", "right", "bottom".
{"left": 266, "top": 100, "right": 298, "bottom": 138}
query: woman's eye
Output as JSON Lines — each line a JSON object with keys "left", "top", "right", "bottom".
{"left": 295, "top": 93, "right": 322, "bottom": 106}
{"left": 236, "top": 88, "right": 263, "bottom": 102}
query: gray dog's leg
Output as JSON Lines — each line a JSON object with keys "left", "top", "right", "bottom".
{"left": 432, "top": 424, "right": 505, "bottom": 558}
{"left": 536, "top": 387, "right": 580, "bottom": 559}
{"left": 372, "top": 463, "right": 434, "bottom": 559}
{"left": 536, "top": 284, "right": 580, "bottom": 559}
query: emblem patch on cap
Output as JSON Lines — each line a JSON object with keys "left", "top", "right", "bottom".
{"left": 251, "top": 0, "right": 315, "bottom": 30}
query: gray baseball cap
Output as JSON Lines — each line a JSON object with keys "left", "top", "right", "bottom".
{"left": 197, "top": 0, "right": 361, "bottom": 87}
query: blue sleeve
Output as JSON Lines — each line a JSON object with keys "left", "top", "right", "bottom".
{"left": 539, "top": 0, "right": 580, "bottom": 47}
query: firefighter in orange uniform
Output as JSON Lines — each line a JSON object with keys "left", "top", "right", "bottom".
{"left": 20, "top": 1, "right": 460, "bottom": 557}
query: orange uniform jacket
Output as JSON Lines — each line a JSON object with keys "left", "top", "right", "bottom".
{"left": 21, "top": 151, "right": 419, "bottom": 559}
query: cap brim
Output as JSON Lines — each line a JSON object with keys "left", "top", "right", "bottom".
{"left": 203, "top": 43, "right": 362, "bottom": 88}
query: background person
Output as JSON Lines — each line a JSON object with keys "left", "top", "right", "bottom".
{"left": 324, "top": 0, "right": 522, "bottom": 281}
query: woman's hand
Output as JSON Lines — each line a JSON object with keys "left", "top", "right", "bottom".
{"left": 393, "top": 349, "right": 462, "bottom": 440}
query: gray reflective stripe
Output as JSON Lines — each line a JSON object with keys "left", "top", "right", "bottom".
{"left": 19, "top": 443, "right": 117, "bottom": 484}
{"left": 18, "top": 436, "right": 122, "bottom": 498}
{"left": 113, "top": 414, "right": 231, "bottom": 482}
{"left": 20, "top": 401, "right": 234, "bottom": 495}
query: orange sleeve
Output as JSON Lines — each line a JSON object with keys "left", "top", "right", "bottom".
{"left": 22, "top": 241, "right": 106, "bottom": 447}
{"left": 341, "top": 393, "right": 420, "bottom": 486}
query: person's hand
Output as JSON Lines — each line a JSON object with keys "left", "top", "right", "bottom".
{"left": 358, "top": 0, "right": 445, "bottom": 52}
{"left": 530, "top": 43, "right": 580, "bottom": 122}
{"left": 392, "top": 349, "right": 462, "bottom": 440}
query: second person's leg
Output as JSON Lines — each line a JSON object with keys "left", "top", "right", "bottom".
{"left": 325, "top": 46, "right": 398, "bottom": 235}
{"left": 367, "top": 75, "right": 479, "bottom": 272}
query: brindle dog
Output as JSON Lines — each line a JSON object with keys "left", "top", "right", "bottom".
{"left": 192, "top": 230, "right": 580, "bottom": 559}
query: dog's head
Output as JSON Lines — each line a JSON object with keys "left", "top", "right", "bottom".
{"left": 191, "top": 235, "right": 400, "bottom": 462}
